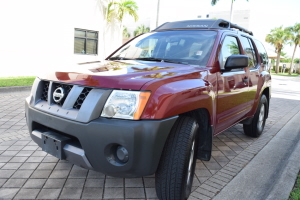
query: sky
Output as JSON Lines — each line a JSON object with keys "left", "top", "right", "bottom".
{"left": 125, "top": 0, "right": 300, "bottom": 57}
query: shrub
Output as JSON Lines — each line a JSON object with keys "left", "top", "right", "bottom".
{"left": 273, "top": 65, "right": 284, "bottom": 73}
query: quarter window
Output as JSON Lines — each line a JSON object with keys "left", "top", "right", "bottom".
{"left": 74, "top": 29, "right": 98, "bottom": 55}
{"left": 240, "top": 36, "right": 257, "bottom": 68}
{"left": 219, "top": 36, "right": 241, "bottom": 69}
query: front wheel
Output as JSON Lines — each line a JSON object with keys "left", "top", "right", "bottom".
{"left": 155, "top": 116, "right": 199, "bottom": 200}
{"left": 243, "top": 94, "right": 268, "bottom": 137}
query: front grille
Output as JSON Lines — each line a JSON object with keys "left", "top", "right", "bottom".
{"left": 34, "top": 79, "right": 111, "bottom": 122}
{"left": 73, "top": 87, "right": 92, "bottom": 109}
{"left": 53, "top": 83, "right": 73, "bottom": 106}
{"left": 39, "top": 81, "right": 92, "bottom": 110}
{"left": 41, "top": 81, "right": 49, "bottom": 101}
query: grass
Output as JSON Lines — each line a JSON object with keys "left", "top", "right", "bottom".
{"left": 289, "top": 174, "right": 300, "bottom": 200}
{"left": 271, "top": 70, "right": 299, "bottom": 77}
{"left": 0, "top": 76, "right": 36, "bottom": 87}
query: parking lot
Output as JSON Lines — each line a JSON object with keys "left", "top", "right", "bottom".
{"left": 0, "top": 75, "right": 300, "bottom": 199}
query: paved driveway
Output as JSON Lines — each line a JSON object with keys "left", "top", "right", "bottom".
{"left": 0, "top": 75, "right": 299, "bottom": 199}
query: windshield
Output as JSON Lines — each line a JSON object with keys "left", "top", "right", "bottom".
{"left": 109, "top": 30, "right": 217, "bottom": 66}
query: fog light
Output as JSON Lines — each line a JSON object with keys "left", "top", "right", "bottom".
{"left": 116, "top": 146, "right": 129, "bottom": 163}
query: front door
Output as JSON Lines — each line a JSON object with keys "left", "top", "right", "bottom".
{"left": 215, "top": 35, "right": 251, "bottom": 134}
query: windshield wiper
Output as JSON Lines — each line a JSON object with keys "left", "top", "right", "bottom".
{"left": 108, "top": 57, "right": 130, "bottom": 60}
{"left": 135, "top": 57, "right": 162, "bottom": 62}
{"left": 135, "top": 57, "right": 187, "bottom": 65}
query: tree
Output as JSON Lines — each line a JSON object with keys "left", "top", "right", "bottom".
{"left": 286, "top": 23, "right": 300, "bottom": 75}
{"left": 96, "top": 0, "right": 138, "bottom": 58}
{"left": 211, "top": 0, "right": 249, "bottom": 22}
{"left": 266, "top": 26, "right": 292, "bottom": 74}
{"left": 281, "top": 58, "right": 292, "bottom": 63}
{"left": 123, "top": 26, "right": 131, "bottom": 38}
{"left": 133, "top": 25, "right": 150, "bottom": 36}
{"left": 108, "top": 0, "right": 138, "bottom": 30}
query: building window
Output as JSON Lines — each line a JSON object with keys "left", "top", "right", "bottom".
{"left": 206, "top": 14, "right": 209, "bottom": 18}
{"left": 74, "top": 29, "right": 98, "bottom": 55}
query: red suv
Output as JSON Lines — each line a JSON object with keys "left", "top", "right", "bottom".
{"left": 26, "top": 19, "right": 271, "bottom": 199}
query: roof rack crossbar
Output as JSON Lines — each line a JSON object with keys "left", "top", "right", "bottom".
{"left": 153, "top": 19, "right": 253, "bottom": 36}
{"left": 229, "top": 23, "right": 253, "bottom": 36}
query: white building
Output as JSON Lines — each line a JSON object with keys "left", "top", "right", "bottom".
{"left": 123, "top": 0, "right": 250, "bottom": 37}
{"left": 0, "top": 0, "right": 121, "bottom": 77}
{"left": 0, "top": 0, "right": 253, "bottom": 77}
{"left": 209, "top": 10, "right": 250, "bottom": 29}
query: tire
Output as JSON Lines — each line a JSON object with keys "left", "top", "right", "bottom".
{"left": 243, "top": 94, "right": 268, "bottom": 138}
{"left": 155, "top": 116, "right": 199, "bottom": 200}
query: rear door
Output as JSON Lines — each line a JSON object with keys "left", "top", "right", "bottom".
{"left": 215, "top": 34, "right": 251, "bottom": 134}
{"left": 239, "top": 36, "right": 260, "bottom": 107}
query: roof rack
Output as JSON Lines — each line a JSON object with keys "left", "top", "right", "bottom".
{"left": 153, "top": 19, "right": 253, "bottom": 36}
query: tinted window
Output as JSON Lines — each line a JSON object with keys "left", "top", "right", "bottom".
{"left": 240, "top": 36, "right": 257, "bottom": 68}
{"left": 110, "top": 30, "right": 217, "bottom": 66}
{"left": 219, "top": 36, "right": 241, "bottom": 69}
{"left": 254, "top": 39, "right": 269, "bottom": 65}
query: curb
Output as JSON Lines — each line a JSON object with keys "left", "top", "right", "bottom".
{"left": 0, "top": 86, "right": 32, "bottom": 94}
{"left": 213, "top": 109, "right": 300, "bottom": 200}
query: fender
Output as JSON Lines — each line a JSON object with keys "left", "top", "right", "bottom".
{"left": 246, "top": 70, "right": 271, "bottom": 118}
{"left": 141, "top": 77, "right": 214, "bottom": 123}
{"left": 141, "top": 76, "right": 215, "bottom": 162}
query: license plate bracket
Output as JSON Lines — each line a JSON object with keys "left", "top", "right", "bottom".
{"left": 42, "top": 131, "right": 71, "bottom": 159}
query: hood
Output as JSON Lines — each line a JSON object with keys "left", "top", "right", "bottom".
{"left": 39, "top": 60, "right": 202, "bottom": 90}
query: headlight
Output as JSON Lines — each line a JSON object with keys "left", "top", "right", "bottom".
{"left": 101, "top": 90, "right": 151, "bottom": 120}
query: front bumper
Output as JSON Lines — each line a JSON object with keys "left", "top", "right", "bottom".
{"left": 25, "top": 98, "right": 178, "bottom": 177}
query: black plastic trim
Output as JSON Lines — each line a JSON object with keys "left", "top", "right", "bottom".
{"left": 26, "top": 99, "right": 178, "bottom": 177}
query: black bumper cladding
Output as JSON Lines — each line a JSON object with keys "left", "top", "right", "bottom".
{"left": 32, "top": 130, "right": 93, "bottom": 169}
{"left": 25, "top": 98, "right": 178, "bottom": 177}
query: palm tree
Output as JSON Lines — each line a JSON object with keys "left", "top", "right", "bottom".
{"left": 266, "top": 26, "right": 292, "bottom": 74}
{"left": 211, "top": 0, "right": 249, "bottom": 22}
{"left": 123, "top": 26, "right": 131, "bottom": 38}
{"left": 107, "top": 0, "right": 138, "bottom": 30}
{"left": 101, "top": 0, "right": 138, "bottom": 56}
{"left": 286, "top": 23, "right": 300, "bottom": 75}
{"left": 133, "top": 25, "right": 150, "bottom": 36}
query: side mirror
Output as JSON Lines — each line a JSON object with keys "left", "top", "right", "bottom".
{"left": 224, "top": 55, "right": 248, "bottom": 70}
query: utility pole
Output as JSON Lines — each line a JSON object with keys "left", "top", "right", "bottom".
{"left": 230, "top": 0, "right": 234, "bottom": 22}
{"left": 156, "top": 0, "right": 160, "bottom": 27}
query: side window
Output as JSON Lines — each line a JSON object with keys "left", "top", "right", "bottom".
{"left": 240, "top": 36, "right": 257, "bottom": 68}
{"left": 219, "top": 36, "right": 241, "bottom": 69}
{"left": 254, "top": 39, "right": 269, "bottom": 66}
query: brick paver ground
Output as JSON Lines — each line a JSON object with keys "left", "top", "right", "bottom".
{"left": 0, "top": 75, "right": 299, "bottom": 199}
